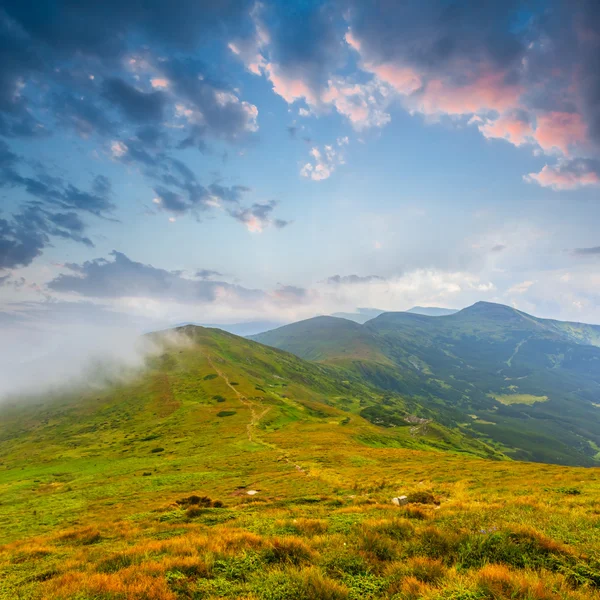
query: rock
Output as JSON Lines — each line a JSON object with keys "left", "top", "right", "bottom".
{"left": 246, "top": 490, "right": 258, "bottom": 495}
{"left": 392, "top": 495, "right": 408, "bottom": 506}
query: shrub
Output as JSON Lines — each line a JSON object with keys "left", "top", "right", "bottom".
{"left": 203, "top": 373, "right": 218, "bottom": 380}
{"left": 217, "top": 410, "right": 236, "bottom": 417}
{"left": 185, "top": 506, "right": 204, "bottom": 519}
{"left": 151, "top": 447, "right": 164, "bottom": 453}
{"left": 406, "top": 557, "right": 447, "bottom": 585}
{"left": 360, "top": 531, "right": 397, "bottom": 561}
{"left": 96, "top": 552, "right": 136, "bottom": 573}
{"left": 406, "top": 491, "right": 438, "bottom": 505}
{"left": 456, "top": 528, "right": 569, "bottom": 571}
{"left": 264, "top": 536, "right": 314, "bottom": 565}
{"left": 364, "top": 518, "right": 414, "bottom": 541}
{"left": 402, "top": 506, "right": 428, "bottom": 520}
{"left": 289, "top": 518, "right": 329, "bottom": 536}
{"left": 213, "top": 395, "right": 226, "bottom": 402}
{"left": 408, "top": 526, "right": 460, "bottom": 563}
{"left": 256, "top": 568, "right": 349, "bottom": 600}
{"left": 213, "top": 552, "right": 262, "bottom": 581}
{"left": 324, "top": 553, "right": 370, "bottom": 577}
{"left": 58, "top": 526, "right": 102, "bottom": 545}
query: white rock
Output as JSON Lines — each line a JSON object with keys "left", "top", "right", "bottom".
{"left": 246, "top": 490, "right": 258, "bottom": 495}
{"left": 392, "top": 495, "right": 408, "bottom": 506}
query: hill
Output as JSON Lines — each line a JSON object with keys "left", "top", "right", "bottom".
{"left": 406, "top": 306, "right": 458, "bottom": 316}
{"left": 252, "top": 303, "right": 600, "bottom": 466}
{"left": 331, "top": 308, "right": 385, "bottom": 324}
{"left": 1, "top": 325, "right": 600, "bottom": 600}
{"left": 330, "top": 306, "right": 457, "bottom": 323}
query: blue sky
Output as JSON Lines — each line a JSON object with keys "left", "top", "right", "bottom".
{"left": 1, "top": 0, "right": 600, "bottom": 355}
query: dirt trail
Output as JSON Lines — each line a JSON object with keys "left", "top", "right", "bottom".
{"left": 207, "top": 356, "right": 306, "bottom": 473}
{"left": 506, "top": 336, "right": 530, "bottom": 367}
{"left": 207, "top": 357, "right": 272, "bottom": 445}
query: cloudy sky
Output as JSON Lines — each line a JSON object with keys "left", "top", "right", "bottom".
{"left": 1, "top": 0, "right": 600, "bottom": 354}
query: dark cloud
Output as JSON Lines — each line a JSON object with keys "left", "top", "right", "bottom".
{"left": 326, "top": 274, "right": 384, "bottom": 285}
{"left": 52, "top": 92, "right": 115, "bottom": 137}
{"left": 0, "top": 140, "right": 116, "bottom": 268}
{"left": 0, "top": 211, "right": 47, "bottom": 270}
{"left": 196, "top": 269, "right": 224, "bottom": 280}
{"left": 48, "top": 250, "right": 263, "bottom": 303}
{"left": 102, "top": 77, "right": 167, "bottom": 123}
{"left": 346, "top": 0, "right": 524, "bottom": 76}
{"left": 274, "top": 285, "right": 307, "bottom": 301}
{"left": 0, "top": 274, "right": 25, "bottom": 289}
{"left": 573, "top": 246, "right": 600, "bottom": 256}
{"left": 228, "top": 200, "right": 290, "bottom": 232}
{"left": 1, "top": 0, "right": 253, "bottom": 57}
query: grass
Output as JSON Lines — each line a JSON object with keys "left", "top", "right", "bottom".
{"left": 0, "top": 326, "right": 599, "bottom": 599}
{"left": 490, "top": 393, "right": 549, "bottom": 406}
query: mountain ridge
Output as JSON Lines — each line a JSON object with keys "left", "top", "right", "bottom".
{"left": 252, "top": 302, "right": 600, "bottom": 466}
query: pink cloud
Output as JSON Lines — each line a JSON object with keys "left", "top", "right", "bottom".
{"left": 321, "top": 78, "right": 391, "bottom": 129}
{"left": 416, "top": 71, "right": 523, "bottom": 116}
{"left": 150, "top": 78, "right": 169, "bottom": 89}
{"left": 525, "top": 163, "right": 600, "bottom": 190}
{"left": 345, "top": 30, "right": 361, "bottom": 52}
{"left": 367, "top": 63, "right": 422, "bottom": 95}
{"left": 479, "top": 114, "right": 533, "bottom": 146}
{"left": 533, "top": 112, "right": 587, "bottom": 156}
{"left": 264, "top": 63, "right": 318, "bottom": 105}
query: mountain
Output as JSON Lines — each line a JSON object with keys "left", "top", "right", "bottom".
{"left": 406, "top": 306, "right": 458, "bottom": 316}
{"left": 170, "top": 320, "right": 287, "bottom": 336}
{"left": 252, "top": 302, "right": 600, "bottom": 466}
{"left": 2, "top": 324, "right": 600, "bottom": 599}
{"left": 330, "top": 306, "right": 457, "bottom": 323}
{"left": 331, "top": 308, "right": 385, "bottom": 324}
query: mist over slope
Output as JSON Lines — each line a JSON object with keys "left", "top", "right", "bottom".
{"left": 252, "top": 302, "right": 600, "bottom": 466}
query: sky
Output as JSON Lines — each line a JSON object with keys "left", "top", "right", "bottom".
{"left": 1, "top": 0, "right": 600, "bottom": 369}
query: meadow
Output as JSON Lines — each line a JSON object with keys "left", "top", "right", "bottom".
{"left": 0, "top": 327, "right": 599, "bottom": 599}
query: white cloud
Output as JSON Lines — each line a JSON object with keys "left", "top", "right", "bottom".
{"left": 300, "top": 143, "right": 345, "bottom": 181}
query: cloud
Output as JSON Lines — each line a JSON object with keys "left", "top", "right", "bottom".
{"left": 48, "top": 251, "right": 262, "bottom": 303}
{"left": 0, "top": 0, "right": 280, "bottom": 265}
{"left": 102, "top": 77, "right": 167, "bottom": 122}
{"left": 532, "top": 112, "right": 588, "bottom": 156}
{"left": 326, "top": 274, "right": 384, "bottom": 285}
{"left": 573, "top": 246, "right": 600, "bottom": 256}
{"left": 231, "top": 0, "right": 600, "bottom": 189}
{"left": 524, "top": 159, "right": 600, "bottom": 190}
{"left": 300, "top": 139, "right": 347, "bottom": 181}
{"left": 228, "top": 200, "right": 290, "bottom": 233}
{"left": 196, "top": 269, "right": 224, "bottom": 279}
{"left": 0, "top": 141, "right": 117, "bottom": 268}
{"left": 478, "top": 112, "right": 533, "bottom": 147}
{"left": 507, "top": 280, "right": 535, "bottom": 294}
{"left": 491, "top": 244, "right": 507, "bottom": 253}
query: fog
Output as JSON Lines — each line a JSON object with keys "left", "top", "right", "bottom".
{"left": 0, "top": 323, "right": 174, "bottom": 402}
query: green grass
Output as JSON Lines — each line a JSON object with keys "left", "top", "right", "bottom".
{"left": 489, "top": 393, "right": 549, "bottom": 406}
{"left": 1, "top": 326, "right": 599, "bottom": 599}
{"left": 252, "top": 302, "right": 600, "bottom": 466}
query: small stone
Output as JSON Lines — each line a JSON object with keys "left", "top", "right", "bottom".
{"left": 246, "top": 490, "right": 258, "bottom": 495}
{"left": 392, "top": 495, "right": 408, "bottom": 506}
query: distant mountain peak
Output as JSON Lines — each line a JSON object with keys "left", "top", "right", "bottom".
{"left": 406, "top": 306, "right": 458, "bottom": 317}
{"left": 455, "top": 302, "right": 532, "bottom": 325}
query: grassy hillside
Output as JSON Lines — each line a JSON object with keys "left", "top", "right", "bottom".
{"left": 1, "top": 325, "right": 600, "bottom": 599}
{"left": 252, "top": 303, "right": 600, "bottom": 466}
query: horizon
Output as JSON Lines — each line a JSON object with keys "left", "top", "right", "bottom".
{"left": 1, "top": 0, "right": 600, "bottom": 388}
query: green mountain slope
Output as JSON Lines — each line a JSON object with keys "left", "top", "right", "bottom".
{"left": 0, "top": 326, "right": 502, "bottom": 539}
{"left": 252, "top": 303, "right": 600, "bottom": 466}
